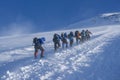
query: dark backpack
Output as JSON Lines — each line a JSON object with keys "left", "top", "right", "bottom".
{"left": 68, "top": 34, "right": 73, "bottom": 41}
{"left": 53, "top": 34, "right": 60, "bottom": 42}
{"left": 33, "top": 37, "right": 38, "bottom": 44}
{"left": 62, "top": 37, "right": 67, "bottom": 43}
{"left": 75, "top": 31, "right": 78, "bottom": 37}
{"left": 64, "top": 33, "right": 67, "bottom": 38}
{"left": 70, "top": 31, "right": 74, "bottom": 37}
{"left": 33, "top": 37, "right": 41, "bottom": 47}
{"left": 61, "top": 33, "right": 64, "bottom": 38}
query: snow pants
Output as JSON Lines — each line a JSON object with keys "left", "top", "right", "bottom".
{"left": 34, "top": 45, "right": 44, "bottom": 58}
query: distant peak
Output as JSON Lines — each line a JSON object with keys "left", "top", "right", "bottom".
{"left": 101, "top": 12, "right": 120, "bottom": 17}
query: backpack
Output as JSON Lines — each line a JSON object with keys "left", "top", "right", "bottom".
{"left": 33, "top": 37, "right": 38, "bottom": 44}
{"left": 38, "top": 37, "right": 46, "bottom": 44}
{"left": 81, "top": 31, "right": 86, "bottom": 37}
{"left": 53, "top": 34, "right": 60, "bottom": 42}
{"left": 68, "top": 34, "right": 74, "bottom": 41}
{"left": 70, "top": 31, "right": 74, "bottom": 37}
{"left": 85, "top": 30, "right": 92, "bottom": 36}
{"left": 75, "top": 31, "right": 78, "bottom": 37}
{"left": 64, "top": 33, "right": 67, "bottom": 38}
{"left": 61, "top": 33, "right": 64, "bottom": 38}
{"left": 58, "top": 34, "right": 61, "bottom": 40}
{"left": 62, "top": 37, "right": 67, "bottom": 43}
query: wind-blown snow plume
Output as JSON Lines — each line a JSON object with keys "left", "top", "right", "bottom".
{"left": 1, "top": 21, "right": 34, "bottom": 36}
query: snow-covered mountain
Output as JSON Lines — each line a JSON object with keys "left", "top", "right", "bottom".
{"left": 0, "top": 12, "right": 120, "bottom": 80}
{"left": 66, "top": 12, "right": 120, "bottom": 29}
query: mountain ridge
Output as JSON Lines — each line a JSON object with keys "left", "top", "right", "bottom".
{"left": 65, "top": 12, "right": 120, "bottom": 29}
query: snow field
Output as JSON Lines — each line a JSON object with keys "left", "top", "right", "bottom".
{"left": 1, "top": 25, "right": 120, "bottom": 80}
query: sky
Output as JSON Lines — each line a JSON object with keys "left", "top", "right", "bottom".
{"left": 0, "top": 0, "right": 120, "bottom": 36}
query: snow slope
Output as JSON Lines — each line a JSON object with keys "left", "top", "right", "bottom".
{"left": 0, "top": 25, "right": 120, "bottom": 80}
{"left": 66, "top": 12, "right": 120, "bottom": 29}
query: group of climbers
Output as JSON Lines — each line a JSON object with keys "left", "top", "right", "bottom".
{"left": 75, "top": 29, "right": 92, "bottom": 44}
{"left": 53, "top": 30, "right": 92, "bottom": 51}
{"left": 32, "top": 29, "right": 92, "bottom": 58}
{"left": 52, "top": 31, "right": 75, "bottom": 52}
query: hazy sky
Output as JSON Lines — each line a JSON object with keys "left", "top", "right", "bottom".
{"left": 0, "top": 0, "right": 120, "bottom": 36}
